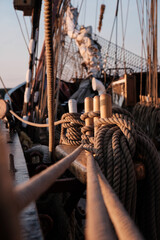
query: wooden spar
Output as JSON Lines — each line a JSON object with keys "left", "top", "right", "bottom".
{"left": 93, "top": 95, "right": 100, "bottom": 136}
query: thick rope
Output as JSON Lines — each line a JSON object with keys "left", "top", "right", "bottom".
{"left": 94, "top": 113, "right": 137, "bottom": 218}
{"left": 133, "top": 102, "right": 160, "bottom": 139}
{"left": 81, "top": 107, "right": 160, "bottom": 240}
{"left": 60, "top": 113, "right": 84, "bottom": 146}
{"left": 10, "top": 109, "right": 74, "bottom": 128}
{"left": 81, "top": 111, "right": 99, "bottom": 152}
{"left": 14, "top": 145, "right": 83, "bottom": 212}
{"left": 44, "top": 0, "right": 55, "bottom": 158}
{"left": 86, "top": 152, "right": 116, "bottom": 240}
{"left": 96, "top": 162, "right": 144, "bottom": 240}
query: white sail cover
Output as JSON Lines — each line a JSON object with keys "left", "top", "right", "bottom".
{"left": 64, "top": 4, "right": 103, "bottom": 79}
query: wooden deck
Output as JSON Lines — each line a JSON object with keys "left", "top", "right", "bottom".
{"left": 0, "top": 121, "right": 43, "bottom": 240}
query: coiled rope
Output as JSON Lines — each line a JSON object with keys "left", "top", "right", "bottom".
{"left": 81, "top": 106, "right": 160, "bottom": 240}
{"left": 133, "top": 102, "right": 160, "bottom": 139}
{"left": 60, "top": 113, "right": 84, "bottom": 146}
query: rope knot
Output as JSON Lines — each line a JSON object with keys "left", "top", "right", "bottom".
{"left": 60, "top": 113, "right": 84, "bottom": 146}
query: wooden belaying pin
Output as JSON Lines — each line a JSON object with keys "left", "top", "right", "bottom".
{"left": 100, "top": 94, "right": 112, "bottom": 118}
{"left": 93, "top": 96, "right": 100, "bottom": 136}
{"left": 84, "top": 97, "right": 93, "bottom": 136}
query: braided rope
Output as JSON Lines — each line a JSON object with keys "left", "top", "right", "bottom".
{"left": 94, "top": 113, "right": 137, "bottom": 218}
{"left": 133, "top": 102, "right": 160, "bottom": 139}
{"left": 58, "top": 107, "right": 160, "bottom": 239}
{"left": 81, "top": 111, "right": 100, "bottom": 152}
{"left": 60, "top": 113, "right": 84, "bottom": 146}
{"left": 92, "top": 108, "right": 160, "bottom": 240}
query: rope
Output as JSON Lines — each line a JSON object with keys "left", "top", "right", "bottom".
{"left": 44, "top": 0, "right": 55, "bottom": 158}
{"left": 86, "top": 152, "right": 117, "bottom": 240}
{"left": 96, "top": 162, "right": 144, "bottom": 240}
{"left": 14, "top": 10, "right": 30, "bottom": 53}
{"left": 81, "top": 107, "right": 160, "bottom": 239}
{"left": 10, "top": 109, "right": 78, "bottom": 128}
{"left": 60, "top": 113, "right": 84, "bottom": 146}
{"left": 133, "top": 102, "right": 160, "bottom": 138}
{"left": 23, "top": 15, "right": 30, "bottom": 42}
{"left": 14, "top": 144, "right": 83, "bottom": 212}
{"left": 81, "top": 111, "right": 99, "bottom": 152}
{"left": 94, "top": 113, "right": 137, "bottom": 219}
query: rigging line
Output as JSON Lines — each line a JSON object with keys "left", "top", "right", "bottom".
{"left": 23, "top": 15, "right": 30, "bottom": 42}
{"left": 121, "top": 0, "right": 131, "bottom": 71}
{"left": 105, "top": 0, "right": 120, "bottom": 68}
{"left": 140, "top": 0, "right": 145, "bottom": 100}
{"left": 139, "top": 0, "right": 148, "bottom": 54}
{"left": 120, "top": 0, "right": 125, "bottom": 70}
{"left": 94, "top": 0, "right": 98, "bottom": 35}
{"left": 145, "top": 0, "right": 151, "bottom": 50}
{"left": 83, "top": 0, "right": 87, "bottom": 26}
{"left": 105, "top": 18, "right": 116, "bottom": 65}
{"left": 60, "top": 0, "right": 84, "bottom": 78}
{"left": 14, "top": 10, "right": 30, "bottom": 53}
{"left": 136, "top": 0, "right": 147, "bottom": 60}
{"left": 141, "top": 0, "right": 145, "bottom": 97}
{"left": 53, "top": 27, "right": 63, "bottom": 120}
{"left": 124, "top": 0, "right": 130, "bottom": 37}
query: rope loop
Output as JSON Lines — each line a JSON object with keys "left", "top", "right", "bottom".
{"left": 80, "top": 111, "right": 100, "bottom": 121}
{"left": 60, "top": 113, "right": 84, "bottom": 146}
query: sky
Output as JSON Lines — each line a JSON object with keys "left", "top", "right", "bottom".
{"left": 0, "top": 0, "right": 159, "bottom": 88}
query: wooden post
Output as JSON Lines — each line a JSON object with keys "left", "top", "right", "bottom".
{"left": 84, "top": 97, "right": 93, "bottom": 136}
{"left": 93, "top": 96, "right": 100, "bottom": 136}
{"left": 100, "top": 94, "right": 112, "bottom": 118}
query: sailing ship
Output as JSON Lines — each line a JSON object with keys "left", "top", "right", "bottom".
{"left": 0, "top": 0, "right": 160, "bottom": 239}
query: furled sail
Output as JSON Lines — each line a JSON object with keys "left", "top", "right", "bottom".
{"left": 64, "top": 4, "right": 103, "bottom": 79}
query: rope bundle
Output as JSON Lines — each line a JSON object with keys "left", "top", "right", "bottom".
{"left": 81, "top": 106, "right": 160, "bottom": 240}
{"left": 133, "top": 102, "right": 160, "bottom": 139}
{"left": 95, "top": 113, "right": 137, "bottom": 219}
{"left": 60, "top": 113, "right": 84, "bottom": 146}
{"left": 59, "top": 103, "right": 160, "bottom": 239}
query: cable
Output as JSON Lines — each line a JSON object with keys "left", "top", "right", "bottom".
{"left": 14, "top": 10, "right": 30, "bottom": 53}
{"left": 83, "top": 0, "right": 87, "bottom": 26}
{"left": 94, "top": 0, "right": 98, "bottom": 34}
{"left": 23, "top": 15, "right": 30, "bottom": 42}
